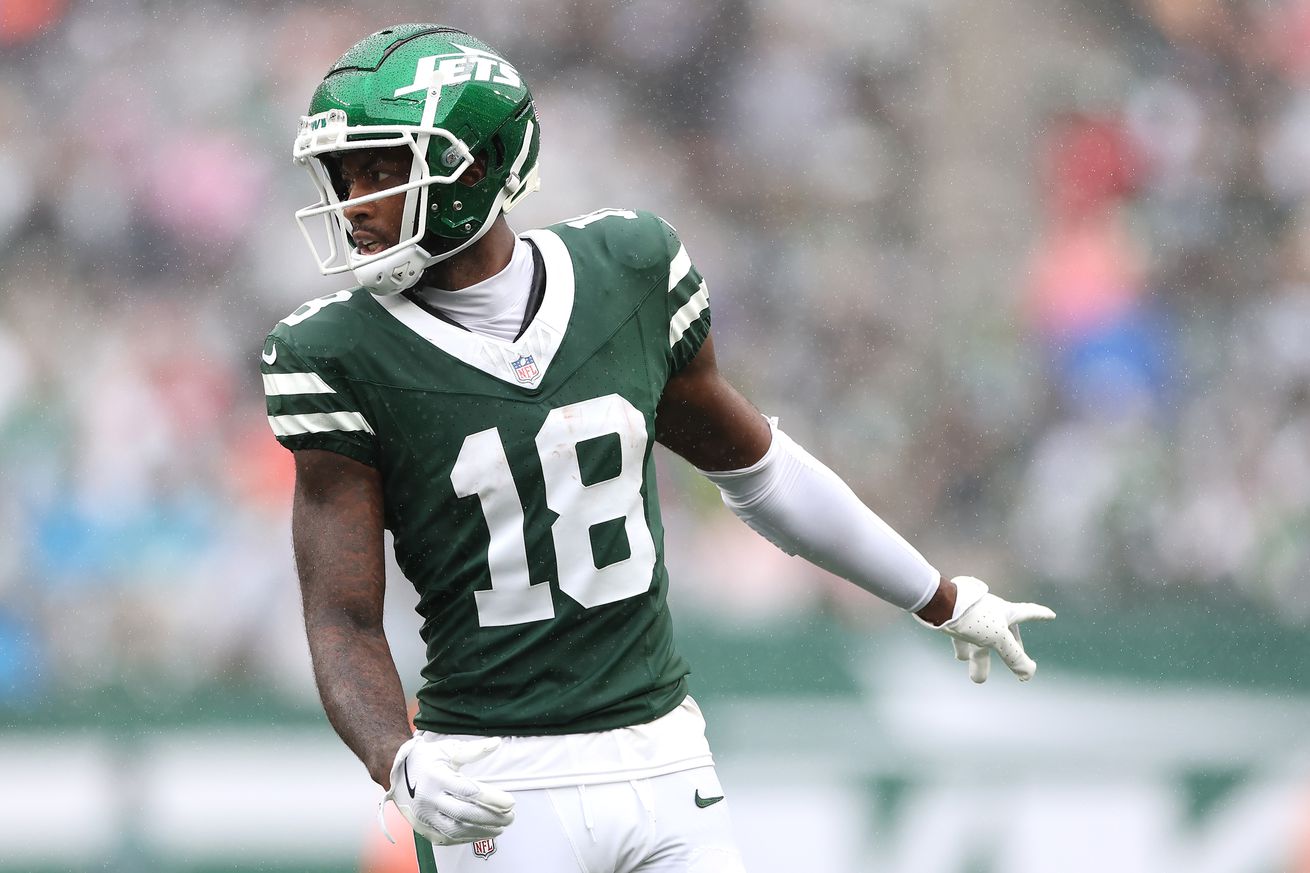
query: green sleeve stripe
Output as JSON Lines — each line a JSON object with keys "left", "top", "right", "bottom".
{"left": 669, "top": 269, "right": 703, "bottom": 305}
{"left": 262, "top": 372, "right": 336, "bottom": 395}
{"left": 668, "top": 244, "right": 692, "bottom": 292}
{"left": 668, "top": 280, "right": 710, "bottom": 347}
{"left": 265, "top": 391, "right": 360, "bottom": 418}
{"left": 268, "top": 410, "right": 375, "bottom": 437}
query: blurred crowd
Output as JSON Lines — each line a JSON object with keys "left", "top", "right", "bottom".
{"left": 1, "top": 0, "right": 1308, "bottom": 705}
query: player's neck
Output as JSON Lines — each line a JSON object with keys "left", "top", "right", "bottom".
{"left": 423, "top": 219, "right": 517, "bottom": 292}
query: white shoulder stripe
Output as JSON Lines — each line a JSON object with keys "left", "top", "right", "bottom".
{"left": 668, "top": 245, "right": 692, "bottom": 293}
{"left": 669, "top": 281, "right": 710, "bottom": 347}
{"left": 263, "top": 373, "right": 336, "bottom": 396}
{"left": 268, "top": 411, "right": 375, "bottom": 437}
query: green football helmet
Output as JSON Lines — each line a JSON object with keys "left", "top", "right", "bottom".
{"left": 293, "top": 25, "right": 541, "bottom": 294}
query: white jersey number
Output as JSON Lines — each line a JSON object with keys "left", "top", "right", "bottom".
{"left": 563, "top": 208, "right": 638, "bottom": 229}
{"left": 452, "top": 394, "right": 656, "bottom": 627}
{"left": 279, "top": 290, "right": 353, "bottom": 327}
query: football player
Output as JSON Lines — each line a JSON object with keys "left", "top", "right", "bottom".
{"left": 263, "top": 24, "right": 1055, "bottom": 873}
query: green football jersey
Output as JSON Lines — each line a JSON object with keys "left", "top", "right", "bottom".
{"left": 263, "top": 209, "right": 711, "bottom": 735}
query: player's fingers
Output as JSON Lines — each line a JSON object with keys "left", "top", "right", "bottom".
{"left": 470, "top": 783, "right": 515, "bottom": 814}
{"left": 952, "top": 638, "right": 972, "bottom": 662}
{"left": 993, "top": 629, "right": 1037, "bottom": 681}
{"left": 968, "top": 645, "right": 991, "bottom": 683}
{"left": 397, "top": 805, "right": 453, "bottom": 847}
{"left": 445, "top": 737, "right": 503, "bottom": 767}
{"left": 422, "top": 809, "right": 510, "bottom": 846}
{"left": 436, "top": 770, "right": 515, "bottom": 812}
{"left": 1008, "top": 602, "right": 1056, "bottom": 624}
{"left": 435, "top": 794, "right": 515, "bottom": 830}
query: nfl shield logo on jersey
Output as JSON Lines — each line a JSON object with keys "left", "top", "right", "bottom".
{"left": 472, "top": 837, "right": 497, "bottom": 859}
{"left": 511, "top": 354, "right": 539, "bottom": 384}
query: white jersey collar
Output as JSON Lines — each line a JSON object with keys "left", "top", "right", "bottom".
{"left": 373, "top": 229, "right": 574, "bottom": 390}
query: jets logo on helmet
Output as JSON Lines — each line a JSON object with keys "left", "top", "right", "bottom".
{"left": 393, "top": 45, "right": 522, "bottom": 98}
{"left": 291, "top": 25, "right": 542, "bottom": 296}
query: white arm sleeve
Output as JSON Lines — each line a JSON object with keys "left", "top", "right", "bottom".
{"left": 699, "top": 418, "right": 940, "bottom": 612}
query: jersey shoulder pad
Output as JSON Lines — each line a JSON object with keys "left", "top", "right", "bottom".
{"left": 261, "top": 289, "right": 379, "bottom": 466}
{"left": 546, "top": 207, "right": 681, "bottom": 284}
{"left": 266, "top": 287, "right": 375, "bottom": 359}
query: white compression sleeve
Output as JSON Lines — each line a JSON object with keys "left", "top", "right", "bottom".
{"left": 699, "top": 418, "right": 940, "bottom": 612}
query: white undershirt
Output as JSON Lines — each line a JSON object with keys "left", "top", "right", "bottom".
{"left": 413, "top": 237, "right": 535, "bottom": 341}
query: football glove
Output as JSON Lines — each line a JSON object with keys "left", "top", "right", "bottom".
{"left": 381, "top": 735, "right": 515, "bottom": 846}
{"left": 919, "top": 576, "right": 1056, "bottom": 683}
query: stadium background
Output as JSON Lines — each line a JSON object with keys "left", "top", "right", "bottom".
{"left": 2, "top": 0, "right": 1309, "bottom": 870}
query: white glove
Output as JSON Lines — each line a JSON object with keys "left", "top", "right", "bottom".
{"left": 920, "top": 576, "right": 1056, "bottom": 683}
{"left": 381, "top": 735, "right": 515, "bottom": 846}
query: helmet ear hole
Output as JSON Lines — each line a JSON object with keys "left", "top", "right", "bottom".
{"left": 461, "top": 153, "right": 490, "bottom": 186}
{"left": 488, "top": 138, "right": 507, "bottom": 174}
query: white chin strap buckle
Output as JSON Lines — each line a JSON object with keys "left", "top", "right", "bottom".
{"left": 351, "top": 244, "right": 430, "bottom": 295}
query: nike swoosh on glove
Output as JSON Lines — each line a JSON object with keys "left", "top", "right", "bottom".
{"left": 919, "top": 576, "right": 1056, "bottom": 683}
{"left": 382, "top": 736, "right": 515, "bottom": 846}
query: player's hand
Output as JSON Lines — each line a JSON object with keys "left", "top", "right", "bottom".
{"left": 922, "top": 576, "right": 1056, "bottom": 683}
{"left": 383, "top": 735, "right": 515, "bottom": 846}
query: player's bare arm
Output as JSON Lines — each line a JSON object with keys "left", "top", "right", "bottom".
{"left": 292, "top": 448, "right": 411, "bottom": 788}
{"left": 656, "top": 334, "right": 956, "bottom": 619}
{"left": 291, "top": 449, "right": 516, "bottom": 847}
{"left": 657, "top": 334, "right": 1052, "bottom": 677}
{"left": 654, "top": 333, "right": 772, "bottom": 471}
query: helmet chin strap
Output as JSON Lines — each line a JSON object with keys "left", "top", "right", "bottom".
{"left": 349, "top": 242, "right": 433, "bottom": 295}
{"left": 350, "top": 193, "right": 504, "bottom": 295}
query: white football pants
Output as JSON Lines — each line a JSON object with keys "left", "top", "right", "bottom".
{"left": 417, "top": 766, "right": 746, "bottom": 873}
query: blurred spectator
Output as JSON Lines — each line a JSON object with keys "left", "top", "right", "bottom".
{"left": 0, "top": 0, "right": 67, "bottom": 46}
